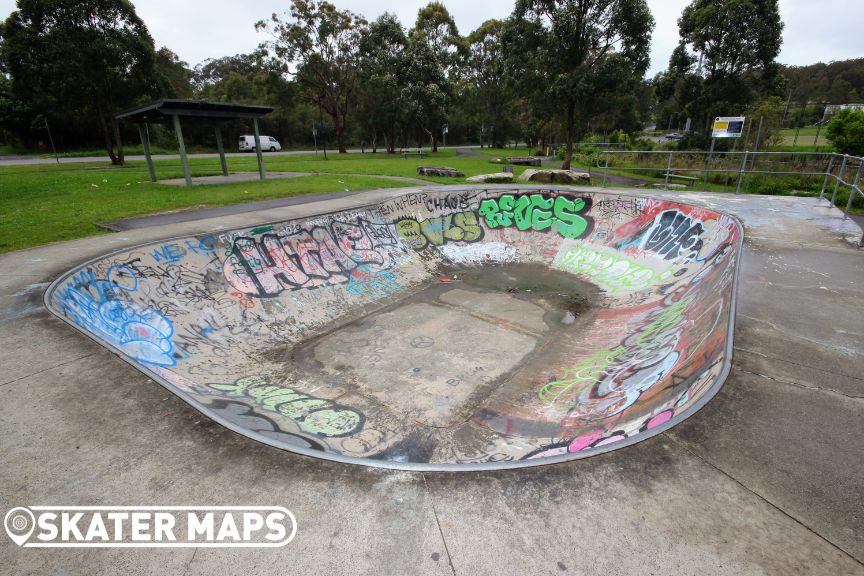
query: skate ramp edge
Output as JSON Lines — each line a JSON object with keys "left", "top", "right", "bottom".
{"left": 45, "top": 187, "right": 743, "bottom": 470}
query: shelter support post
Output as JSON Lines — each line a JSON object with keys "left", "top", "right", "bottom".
{"left": 172, "top": 114, "right": 192, "bottom": 186}
{"left": 253, "top": 118, "right": 266, "bottom": 180}
{"left": 137, "top": 123, "right": 157, "bottom": 183}
{"left": 215, "top": 125, "right": 228, "bottom": 176}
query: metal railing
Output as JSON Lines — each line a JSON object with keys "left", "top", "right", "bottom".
{"left": 590, "top": 150, "right": 864, "bottom": 246}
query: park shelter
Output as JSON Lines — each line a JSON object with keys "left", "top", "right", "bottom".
{"left": 116, "top": 99, "right": 275, "bottom": 186}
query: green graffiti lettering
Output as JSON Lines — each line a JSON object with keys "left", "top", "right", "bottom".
{"left": 206, "top": 375, "right": 364, "bottom": 437}
{"left": 557, "top": 245, "right": 676, "bottom": 294}
{"left": 479, "top": 193, "right": 593, "bottom": 238}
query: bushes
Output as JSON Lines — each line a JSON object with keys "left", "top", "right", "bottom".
{"left": 826, "top": 109, "right": 864, "bottom": 156}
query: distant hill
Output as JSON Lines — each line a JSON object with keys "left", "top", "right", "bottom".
{"left": 782, "top": 58, "right": 864, "bottom": 107}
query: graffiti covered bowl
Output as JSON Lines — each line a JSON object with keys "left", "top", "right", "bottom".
{"left": 45, "top": 187, "right": 742, "bottom": 470}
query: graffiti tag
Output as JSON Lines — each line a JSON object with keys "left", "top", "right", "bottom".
{"left": 206, "top": 375, "right": 364, "bottom": 437}
{"left": 478, "top": 193, "right": 593, "bottom": 239}
{"left": 394, "top": 210, "right": 484, "bottom": 251}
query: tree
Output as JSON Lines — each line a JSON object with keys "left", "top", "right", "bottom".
{"left": 399, "top": 35, "right": 449, "bottom": 149}
{"left": 357, "top": 13, "right": 408, "bottom": 153}
{"left": 826, "top": 109, "right": 864, "bottom": 156}
{"left": 407, "top": 2, "right": 462, "bottom": 151}
{"left": 256, "top": 0, "right": 367, "bottom": 153}
{"left": 464, "top": 20, "right": 511, "bottom": 147}
{"left": 155, "top": 48, "right": 193, "bottom": 98}
{"left": 505, "top": 0, "right": 654, "bottom": 169}
{"left": 191, "top": 52, "right": 302, "bottom": 149}
{"left": 0, "top": 0, "right": 164, "bottom": 164}
{"left": 658, "top": 0, "right": 785, "bottom": 135}
{"left": 411, "top": 2, "right": 463, "bottom": 75}
{"left": 745, "top": 96, "right": 785, "bottom": 148}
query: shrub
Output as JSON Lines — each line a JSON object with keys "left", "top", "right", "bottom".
{"left": 826, "top": 109, "right": 864, "bottom": 156}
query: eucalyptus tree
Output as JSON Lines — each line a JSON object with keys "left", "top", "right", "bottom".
{"left": 356, "top": 13, "right": 408, "bottom": 153}
{"left": 505, "top": 0, "right": 654, "bottom": 169}
{"left": 256, "top": 0, "right": 367, "bottom": 153}
{"left": 406, "top": 2, "right": 464, "bottom": 151}
{"left": 398, "top": 35, "right": 449, "bottom": 150}
{"left": 464, "top": 19, "right": 512, "bottom": 147}
{"left": 656, "top": 0, "right": 784, "bottom": 133}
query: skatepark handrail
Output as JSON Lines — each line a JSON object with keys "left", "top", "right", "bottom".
{"left": 590, "top": 150, "right": 864, "bottom": 243}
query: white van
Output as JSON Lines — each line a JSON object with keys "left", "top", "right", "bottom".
{"left": 239, "top": 135, "right": 282, "bottom": 152}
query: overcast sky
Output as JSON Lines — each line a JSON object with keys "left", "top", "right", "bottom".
{"left": 1, "top": 0, "right": 861, "bottom": 77}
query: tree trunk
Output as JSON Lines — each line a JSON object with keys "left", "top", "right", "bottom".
{"left": 334, "top": 113, "right": 347, "bottom": 153}
{"left": 432, "top": 134, "right": 438, "bottom": 152}
{"left": 561, "top": 100, "right": 576, "bottom": 170}
{"left": 387, "top": 126, "right": 397, "bottom": 154}
{"left": 98, "top": 112, "right": 118, "bottom": 165}
{"left": 111, "top": 116, "right": 125, "bottom": 166}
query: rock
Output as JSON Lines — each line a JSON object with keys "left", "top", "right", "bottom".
{"left": 517, "top": 169, "right": 591, "bottom": 184}
{"left": 417, "top": 166, "right": 465, "bottom": 177}
{"left": 506, "top": 156, "right": 542, "bottom": 166}
{"left": 466, "top": 172, "right": 515, "bottom": 184}
{"left": 489, "top": 156, "right": 541, "bottom": 166}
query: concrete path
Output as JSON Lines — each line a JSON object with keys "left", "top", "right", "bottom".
{"left": 0, "top": 187, "right": 862, "bottom": 574}
{"left": 98, "top": 188, "right": 364, "bottom": 231}
{"left": 98, "top": 172, "right": 428, "bottom": 231}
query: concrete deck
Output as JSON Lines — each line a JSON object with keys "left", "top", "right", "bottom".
{"left": 1, "top": 187, "right": 862, "bottom": 574}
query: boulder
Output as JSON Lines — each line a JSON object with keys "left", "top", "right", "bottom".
{"left": 417, "top": 166, "right": 465, "bottom": 177}
{"left": 490, "top": 156, "right": 541, "bottom": 166}
{"left": 506, "top": 156, "right": 542, "bottom": 166}
{"left": 466, "top": 172, "right": 515, "bottom": 184}
{"left": 517, "top": 169, "right": 591, "bottom": 184}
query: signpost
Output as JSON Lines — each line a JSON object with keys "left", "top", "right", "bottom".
{"left": 706, "top": 117, "right": 746, "bottom": 188}
{"left": 712, "top": 116, "right": 746, "bottom": 138}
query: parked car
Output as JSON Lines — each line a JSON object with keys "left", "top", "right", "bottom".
{"left": 665, "top": 132, "right": 684, "bottom": 141}
{"left": 239, "top": 135, "right": 282, "bottom": 152}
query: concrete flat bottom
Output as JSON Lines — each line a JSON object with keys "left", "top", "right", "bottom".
{"left": 314, "top": 300, "right": 538, "bottom": 427}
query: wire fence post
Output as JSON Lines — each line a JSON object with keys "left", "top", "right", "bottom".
{"left": 602, "top": 150, "right": 609, "bottom": 188}
{"left": 703, "top": 137, "right": 715, "bottom": 189}
{"left": 831, "top": 155, "right": 848, "bottom": 206}
{"left": 735, "top": 151, "right": 749, "bottom": 194}
{"left": 745, "top": 117, "right": 764, "bottom": 194}
{"left": 664, "top": 150, "right": 673, "bottom": 191}
{"left": 723, "top": 138, "right": 739, "bottom": 193}
{"left": 844, "top": 160, "right": 862, "bottom": 219}
{"left": 820, "top": 154, "right": 835, "bottom": 201}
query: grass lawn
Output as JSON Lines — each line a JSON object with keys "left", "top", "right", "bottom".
{"left": 776, "top": 127, "right": 833, "bottom": 150}
{"left": 3, "top": 147, "right": 859, "bottom": 254}
{"left": 0, "top": 150, "right": 535, "bottom": 253}
{"left": 0, "top": 164, "right": 410, "bottom": 253}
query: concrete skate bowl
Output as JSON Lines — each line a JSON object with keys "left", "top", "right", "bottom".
{"left": 45, "top": 187, "right": 742, "bottom": 470}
